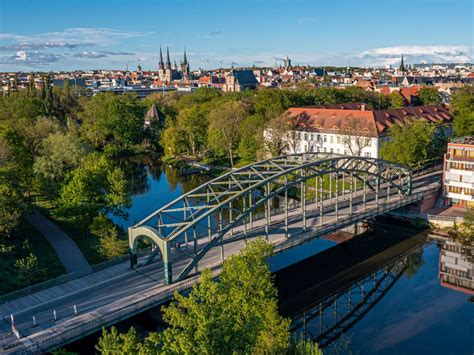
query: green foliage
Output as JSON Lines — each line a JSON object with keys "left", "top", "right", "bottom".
{"left": 175, "top": 105, "right": 208, "bottom": 156}
{"left": 34, "top": 132, "right": 91, "bottom": 196}
{"left": 380, "top": 120, "right": 442, "bottom": 167}
{"left": 451, "top": 86, "right": 474, "bottom": 137}
{"left": 58, "top": 153, "right": 131, "bottom": 221}
{"left": 90, "top": 214, "right": 128, "bottom": 258}
{"left": 80, "top": 93, "right": 146, "bottom": 149}
{"left": 14, "top": 253, "right": 40, "bottom": 286}
{"left": 416, "top": 87, "right": 441, "bottom": 105}
{"left": 96, "top": 326, "right": 143, "bottom": 355}
{"left": 208, "top": 101, "right": 247, "bottom": 166}
{"left": 0, "top": 182, "right": 24, "bottom": 237}
{"left": 388, "top": 92, "right": 405, "bottom": 108}
{"left": 288, "top": 336, "right": 323, "bottom": 355}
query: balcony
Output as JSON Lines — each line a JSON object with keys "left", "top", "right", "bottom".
{"left": 445, "top": 153, "right": 474, "bottom": 163}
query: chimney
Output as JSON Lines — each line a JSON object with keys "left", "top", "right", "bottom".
{"left": 361, "top": 103, "right": 366, "bottom": 111}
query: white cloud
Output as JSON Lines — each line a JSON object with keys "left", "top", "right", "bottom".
{"left": 355, "top": 45, "right": 472, "bottom": 66}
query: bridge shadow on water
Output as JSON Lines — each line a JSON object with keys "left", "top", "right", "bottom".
{"left": 65, "top": 218, "right": 428, "bottom": 354}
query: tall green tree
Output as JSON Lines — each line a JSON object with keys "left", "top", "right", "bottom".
{"left": 451, "top": 86, "right": 474, "bottom": 137}
{"left": 58, "top": 153, "right": 131, "bottom": 222}
{"left": 380, "top": 120, "right": 438, "bottom": 167}
{"left": 81, "top": 93, "right": 146, "bottom": 149}
{"left": 208, "top": 101, "right": 247, "bottom": 166}
{"left": 176, "top": 105, "right": 208, "bottom": 156}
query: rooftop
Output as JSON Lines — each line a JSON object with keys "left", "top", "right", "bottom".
{"left": 450, "top": 136, "right": 474, "bottom": 145}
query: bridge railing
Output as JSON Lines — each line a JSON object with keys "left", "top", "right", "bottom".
{"left": 0, "top": 249, "right": 150, "bottom": 304}
{"left": 4, "top": 264, "right": 225, "bottom": 353}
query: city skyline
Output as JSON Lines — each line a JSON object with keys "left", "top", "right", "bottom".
{"left": 0, "top": 0, "right": 472, "bottom": 71}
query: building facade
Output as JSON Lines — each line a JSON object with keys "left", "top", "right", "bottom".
{"left": 223, "top": 68, "right": 258, "bottom": 92}
{"left": 267, "top": 104, "right": 452, "bottom": 159}
{"left": 443, "top": 136, "right": 474, "bottom": 209}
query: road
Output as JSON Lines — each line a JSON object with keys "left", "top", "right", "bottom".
{"left": 0, "top": 171, "right": 441, "bottom": 353}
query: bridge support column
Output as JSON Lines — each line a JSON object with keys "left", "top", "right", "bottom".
{"left": 319, "top": 174, "right": 323, "bottom": 226}
{"left": 363, "top": 174, "right": 367, "bottom": 212}
{"left": 375, "top": 176, "right": 379, "bottom": 205}
{"left": 285, "top": 177, "right": 289, "bottom": 238}
{"left": 243, "top": 194, "right": 248, "bottom": 238}
{"left": 219, "top": 208, "right": 224, "bottom": 261}
{"left": 301, "top": 170, "right": 306, "bottom": 231}
{"left": 229, "top": 201, "right": 233, "bottom": 237}
{"left": 193, "top": 226, "right": 198, "bottom": 273}
{"left": 349, "top": 172, "right": 353, "bottom": 215}
{"left": 335, "top": 171, "right": 339, "bottom": 220}
{"left": 265, "top": 182, "right": 270, "bottom": 241}
{"left": 329, "top": 172, "right": 332, "bottom": 204}
{"left": 387, "top": 176, "right": 391, "bottom": 203}
{"left": 207, "top": 194, "right": 211, "bottom": 242}
{"left": 249, "top": 192, "right": 253, "bottom": 229}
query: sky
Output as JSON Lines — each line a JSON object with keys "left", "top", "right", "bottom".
{"left": 0, "top": 0, "right": 472, "bottom": 72}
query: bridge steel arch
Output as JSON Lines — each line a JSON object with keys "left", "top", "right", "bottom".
{"left": 129, "top": 153, "right": 412, "bottom": 284}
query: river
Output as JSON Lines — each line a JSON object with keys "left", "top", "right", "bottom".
{"left": 67, "top": 161, "right": 473, "bottom": 354}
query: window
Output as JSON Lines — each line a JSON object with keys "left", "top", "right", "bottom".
{"left": 337, "top": 148, "right": 340, "bottom": 153}
{"left": 365, "top": 152, "right": 371, "bottom": 157}
{"left": 330, "top": 148, "right": 334, "bottom": 153}
{"left": 317, "top": 146, "right": 320, "bottom": 152}
{"left": 310, "top": 134, "right": 314, "bottom": 140}
{"left": 337, "top": 136, "right": 341, "bottom": 144}
{"left": 330, "top": 136, "right": 334, "bottom": 144}
{"left": 317, "top": 134, "right": 321, "bottom": 142}
{"left": 304, "top": 133, "right": 308, "bottom": 140}
{"left": 344, "top": 149, "right": 348, "bottom": 154}
{"left": 323, "top": 147, "right": 327, "bottom": 152}
{"left": 323, "top": 135, "right": 327, "bottom": 143}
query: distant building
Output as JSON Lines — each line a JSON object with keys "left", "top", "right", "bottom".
{"left": 144, "top": 104, "right": 165, "bottom": 127}
{"left": 443, "top": 136, "right": 474, "bottom": 210}
{"left": 223, "top": 67, "right": 258, "bottom": 92}
{"left": 266, "top": 104, "right": 453, "bottom": 159}
{"left": 158, "top": 46, "right": 190, "bottom": 83}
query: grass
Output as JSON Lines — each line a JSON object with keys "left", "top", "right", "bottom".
{"left": 0, "top": 218, "right": 65, "bottom": 295}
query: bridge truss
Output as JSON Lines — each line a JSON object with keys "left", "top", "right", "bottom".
{"left": 129, "top": 153, "right": 412, "bottom": 284}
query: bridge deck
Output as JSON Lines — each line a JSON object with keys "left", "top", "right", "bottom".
{"left": 0, "top": 171, "right": 440, "bottom": 353}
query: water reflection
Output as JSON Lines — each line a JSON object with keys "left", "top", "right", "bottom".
{"left": 277, "top": 227, "right": 428, "bottom": 350}
{"left": 431, "top": 234, "right": 474, "bottom": 296}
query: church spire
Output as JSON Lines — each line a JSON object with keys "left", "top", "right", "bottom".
{"left": 159, "top": 46, "right": 164, "bottom": 70}
{"left": 400, "top": 53, "right": 405, "bottom": 72}
{"left": 166, "top": 46, "right": 171, "bottom": 70}
{"left": 183, "top": 47, "right": 188, "bottom": 64}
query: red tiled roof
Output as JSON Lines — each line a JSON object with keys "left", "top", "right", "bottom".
{"left": 286, "top": 104, "right": 452, "bottom": 137}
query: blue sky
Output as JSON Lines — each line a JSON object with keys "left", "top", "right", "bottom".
{"left": 0, "top": 0, "right": 472, "bottom": 71}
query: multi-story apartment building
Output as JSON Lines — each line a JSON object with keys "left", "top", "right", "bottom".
{"left": 436, "top": 236, "right": 473, "bottom": 295}
{"left": 271, "top": 103, "right": 452, "bottom": 159}
{"left": 443, "top": 136, "right": 474, "bottom": 210}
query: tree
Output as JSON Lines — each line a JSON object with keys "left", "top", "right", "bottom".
{"left": 96, "top": 240, "right": 293, "bottom": 354}
{"left": 340, "top": 117, "right": 376, "bottom": 156}
{"left": 58, "top": 153, "right": 131, "bottom": 222}
{"left": 176, "top": 105, "right": 208, "bottom": 156}
{"left": 451, "top": 86, "right": 474, "bottom": 137}
{"left": 380, "top": 120, "right": 437, "bottom": 167}
{"left": 34, "top": 132, "right": 91, "bottom": 196}
{"left": 80, "top": 93, "right": 146, "bottom": 149}
{"left": 42, "top": 74, "right": 55, "bottom": 116}
{"left": 208, "top": 101, "right": 247, "bottom": 166}
{"left": 416, "top": 87, "right": 441, "bottom": 105}
{"left": 288, "top": 336, "right": 323, "bottom": 355}
{"left": 0, "top": 182, "right": 24, "bottom": 237}
{"left": 265, "top": 113, "right": 291, "bottom": 156}
{"left": 161, "top": 125, "right": 186, "bottom": 156}
{"left": 90, "top": 215, "right": 128, "bottom": 258}
{"left": 389, "top": 92, "right": 405, "bottom": 108}
{"left": 15, "top": 253, "right": 40, "bottom": 286}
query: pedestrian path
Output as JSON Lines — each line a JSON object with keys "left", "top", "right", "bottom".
{"left": 26, "top": 211, "right": 91, "bottom": 274}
